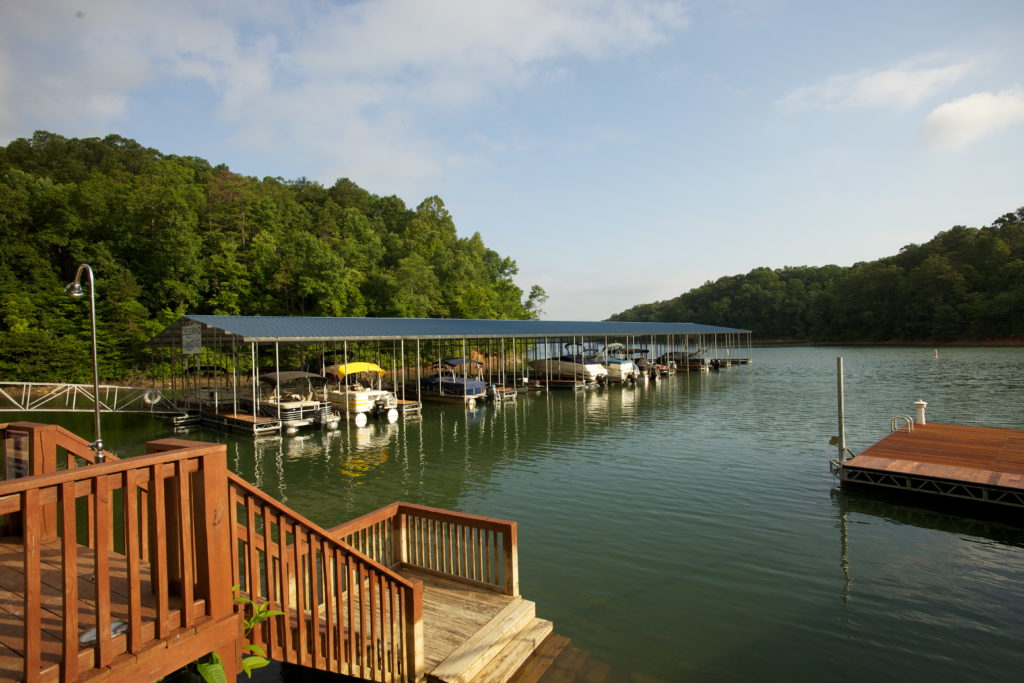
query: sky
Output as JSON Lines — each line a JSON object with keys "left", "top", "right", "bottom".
{"left": 2, "top": 1, "right": 1023, "bottom": 320}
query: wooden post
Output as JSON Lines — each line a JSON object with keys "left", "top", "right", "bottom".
{"left": 504, "top": 523, "right": 520, "bottom": 598}
{"left": 35, "top": 425, "right": 58, "bottom": 542}
{"left": 146, "top": 440, "right": 233, "bottom": 618}
{"left": 194, "top": 444, "right": 238, "bottom": 677}
{"left": 196, "top": 444, "right": 234, "bottom": 622}
{"left": 2, "top": 423, "right": 58, "bottom": 538}
{"left": 391, "top": 511, "right": 407, "bottom": 569}
{"left": 404, "top": 578, "right": 424, "bottom": 683}
{"left": 146, "top": 443, "right": 184, "bottom": 597}
{"left": 22, "top": 488, "right": 42, "bottom": 682}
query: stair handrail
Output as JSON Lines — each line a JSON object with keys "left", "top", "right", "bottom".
{"left": 330, "top": 502, "right": 520, "bottom": 598}
{"left": 225, "top": 472, "right": 425, "bottom": 682}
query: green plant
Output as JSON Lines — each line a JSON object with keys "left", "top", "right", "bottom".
{"left": 233, "top": 585, "right": 285, "bottom": 678}
{"left": 161, "top": 586, "right": 284, "bottom": 682}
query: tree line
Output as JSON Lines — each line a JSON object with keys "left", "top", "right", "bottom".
{"left": 0, "top": 131, "right": 548, "bottom": 382}
{"left": 609, "top": 210, "right": 1024, "bottom": 342}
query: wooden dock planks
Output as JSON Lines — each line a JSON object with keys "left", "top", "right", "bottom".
{"left": 844, "top": 423, "right": 1024, "bottom": 491}
{"left": 402, "top": 569, "right": 514, "bottom": 674}
{"left": 0, "top": 537, "right": 201, "bottom": 681}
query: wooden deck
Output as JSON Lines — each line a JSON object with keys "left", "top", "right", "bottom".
{"left": 199, "top": 409, "right": 282, "bottom": 434}
{"left": 409, "top": 570, "right": 513, "bottom": 673}
{"left": 397, "top": 400, "right": 423, "bottom": 416}
{"left": 0, "top": 538, "right": 220, "bottom": 682}
{"left": 841, "top": 422, "right": 1024, "bottom": 507}
{"left": 1, "top": 422, "right": 550, "bottom": 682}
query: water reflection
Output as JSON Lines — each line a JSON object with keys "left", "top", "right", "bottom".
{"left": 216, "top": 376, "right": 734, "bottom": 527}
{"left": 832, "top": 487, "right": 1024, "bottom": 550}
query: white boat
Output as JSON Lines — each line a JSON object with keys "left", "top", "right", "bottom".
{"left": 529, "top": 346, "right": 608, "bottom": 383}
{"left": 624, "top": 348, "right": 656, "bottom": 380}
{"left": 325, "top": 362, "right": 400, "bottom": 424}
{"left": 590, "top": 343, "right": 640, "bottom": 383}
{"left": 257, "top": 371, "right": 339, "bottom": 433}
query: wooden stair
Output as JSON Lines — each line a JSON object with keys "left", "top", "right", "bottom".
{"left": 428, "top": 597, "right": 552, "bottom": 683}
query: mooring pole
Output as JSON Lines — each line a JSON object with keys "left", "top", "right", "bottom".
{"left": 836, "top": 357, "right": 847, "bottom": 463}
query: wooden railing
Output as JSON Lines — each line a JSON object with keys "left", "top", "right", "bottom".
{"left": 227, "top": 474, "right": 425, "bottom": 682}
{"left": 0, "top": 424, "right": 493, "bottom": 683}
{"left": 330, "top": 502, "right": 520, "bottom": 597}
{"left": 0, "top": 422, "right": 238, "bottom": 682}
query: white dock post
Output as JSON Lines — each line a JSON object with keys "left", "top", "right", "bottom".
{"left": 836, "top": 357, "right": 847, "bottom": 463}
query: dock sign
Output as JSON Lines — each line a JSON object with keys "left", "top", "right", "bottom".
{"left": 182, "top": 324, "right": 202, "bottom": 355}
{"left": 4, "top": 429, "right": 29, "bottom": 479}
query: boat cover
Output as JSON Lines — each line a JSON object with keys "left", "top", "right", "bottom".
{"left": 325, "top": 362, "right": 386, "bottom": 377}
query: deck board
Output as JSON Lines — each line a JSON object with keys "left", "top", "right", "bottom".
{"left": 845, "top": 423, "right": 1024, "bottom": 489}
{"left": 207, "top": 410, "right": 278, "bottom": 424}
{"left": 400, "top": 568, "right": 515, "bottom": 673}
{"left": 0, "top": 537, "right": 198, "bottom": 682}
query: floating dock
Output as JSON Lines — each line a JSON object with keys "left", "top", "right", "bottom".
{"left": 396, "top": 398, "right": 422, "bottom": 416}
{"left": 198, "top": 409, "right": 282, "bottom": 435}
{"left": 491, "top": 387, "right": 519, "bottom": 402}
{"left": 837, "top": 422, "right": 1024, "bottom": 508}
{"left": 534, "top": 378, "right": 588, "bottom": 391}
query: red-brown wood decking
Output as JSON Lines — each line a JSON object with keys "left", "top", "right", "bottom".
{"left": 844, "top": 422, "right": 1024, "bottom": 490}
{"left": 0, "top": 538, "right": 233, "bottom": 682}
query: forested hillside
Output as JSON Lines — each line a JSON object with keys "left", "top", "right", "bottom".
{"left": 0, "top": 131, "right": 547, "bottom": 381}
{"left": 610, "top": 210, "right": 1024, "bottom": 342}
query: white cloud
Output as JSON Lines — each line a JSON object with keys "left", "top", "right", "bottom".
{"left": 0, "top": 0, "right": 689, "bottom": 195}
{"left": 778, "top": 55, "right": 973, "bottom": 112}
{"left": 921, "top": 86, "right": 1024, "bottom": 151}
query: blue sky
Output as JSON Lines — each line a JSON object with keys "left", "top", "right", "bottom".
{"left": 3, "top": 1, "right": 1023, "bottom": 320}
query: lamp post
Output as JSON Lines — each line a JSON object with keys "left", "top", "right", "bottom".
{"left": 65, "top": 264, "right": 104, "bottom": 462}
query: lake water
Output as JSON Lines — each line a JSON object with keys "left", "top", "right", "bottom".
{"left": 21, "top": 346, "right": 1024, "bottom": 682}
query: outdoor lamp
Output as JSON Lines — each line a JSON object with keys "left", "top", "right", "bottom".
{"left": 65, "top": 263, "right": 104, "bottom": 463}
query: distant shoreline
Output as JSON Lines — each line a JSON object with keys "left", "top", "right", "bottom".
{"left": 752, "top": 338, "right": 1024, "bottom": 347}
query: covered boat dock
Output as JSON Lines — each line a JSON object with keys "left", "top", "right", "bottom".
{"left": 147, "top": 315, "right": 751, "bottom": 434}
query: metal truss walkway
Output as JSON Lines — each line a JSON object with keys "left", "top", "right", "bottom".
{"left": 0, "top": 381, "right": 178, "bottom": 414}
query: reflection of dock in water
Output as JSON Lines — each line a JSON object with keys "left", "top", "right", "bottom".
{"left": 510, "top": 631, "right": 618, "bottom": 682}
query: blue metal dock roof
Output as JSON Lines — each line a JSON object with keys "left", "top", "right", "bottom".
{"left": 150, "top": 315, "right": 750, "bottom": 347}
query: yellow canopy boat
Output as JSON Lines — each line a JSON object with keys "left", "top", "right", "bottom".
{"left": 325, "top": 362, "right": 398, "bottom": 422}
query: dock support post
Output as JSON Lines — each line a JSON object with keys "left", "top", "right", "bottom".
{"left": 836, "top": 357, "right": 847, "bottom": 464}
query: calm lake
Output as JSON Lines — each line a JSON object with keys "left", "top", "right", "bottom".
{"left": 20, "top": 346, "right": 1024, "bottom": 682}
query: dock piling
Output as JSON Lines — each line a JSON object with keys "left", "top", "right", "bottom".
{"left": 836, "top": 357, "right": 847, "bottom": 465}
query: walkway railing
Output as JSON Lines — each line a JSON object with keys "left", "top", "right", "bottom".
{"left": 227, "top": 474, "right": 425, "bottom": 682}
{"left": 0, "top": 382, "right": 174, "bottom": 413}
{"left": 330, "top": 502, "right": 520, "bottom": 597}
{"left": 0, "top": 422, "right": 238, "bottom": 682}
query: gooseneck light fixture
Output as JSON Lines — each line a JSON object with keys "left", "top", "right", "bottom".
{"left": 65, "top": 263, "right": 104, "bottom": 463}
